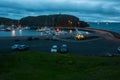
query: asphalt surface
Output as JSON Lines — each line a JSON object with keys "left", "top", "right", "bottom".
{"left": 0, "top": 36, "right": 120, "bottom": 56}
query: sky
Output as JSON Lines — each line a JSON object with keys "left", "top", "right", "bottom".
{"left": 0, "top": 0, "right": 120, "bottom": 22}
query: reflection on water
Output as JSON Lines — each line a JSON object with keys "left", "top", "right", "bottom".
{"left": 11, "top": 30, "right": 15, "bottom": 36}
{"left": 0, "top": 29, "right": 41, "bottom": 37}
{"left": 19, "top": 29, "right": 22, "bottom": 36}
{"left": 40, "top": 32, "right": 43, "bottom": 36}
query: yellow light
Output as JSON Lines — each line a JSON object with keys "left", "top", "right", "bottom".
{"left": 69, "top": 29, "right": 72, "bottom": 33}
{"left": 80, "top": 35, "right": 84, "bottom": 39}
{"left": 75, "top": 34, "right": 84, "bottom": 40}
{"left": 56, "top": 28, "right": 60, "bottom": 32}
{"left": 75, "top": 34, "right": 81, "bottom": 39}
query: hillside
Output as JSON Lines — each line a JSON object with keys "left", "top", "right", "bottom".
{"left": 20, "top": 14, "right": 89, "bottom": 27}
{"left": 0, "top": 17, "right": 18, "bottom": 26}
{"left": 0, "top": 52, "right": 120, "bottom": 80}
{"left": 0, "top": 14, "right": 89, "bottom": 28}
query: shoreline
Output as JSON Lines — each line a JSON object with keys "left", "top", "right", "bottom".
{"left": 85, "top": 27, "right": 120, "bottom": 39}
{"left": 0, "top": 28, "right": 120, "bottom": 56}
{"left": 0, "top": 28, "right": 120, "bottom": 39}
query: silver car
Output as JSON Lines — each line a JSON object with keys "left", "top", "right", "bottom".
{"left": 18, "top": 45, "right": 29, "bottom": 51}
{"left": 60, "top": 44, "right": 68, "bottom": 53}
{"left": 11, "top": 44, "right": 19, "bottom": 50}
{"left": 117, "top": 46, "right": 120, "bottom": 53}
{"left": 51, "top": 45, "right": 58, "bottom": 53}
{"left": 11, "top": 44, "right": 29, "bottom": 51}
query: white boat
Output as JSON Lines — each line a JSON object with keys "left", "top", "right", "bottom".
{"left": 36, "top": 28, "right": 41, "bottom": 32}
{"left": 23, "top": 26, "right": 30, "bottom": 30}
{"left": 5, "top": 27, "right": 12, "bottom": 31}
{"left": 36, "top": 27, "right": 51, "bottom": 32}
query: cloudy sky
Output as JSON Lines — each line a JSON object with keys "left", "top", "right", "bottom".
{"left": 0, "top": 0, "right": 120, "bottom": 22}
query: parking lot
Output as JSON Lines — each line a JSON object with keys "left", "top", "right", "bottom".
{"left": 0, "top": 36, "right": 120, "bottom": 56}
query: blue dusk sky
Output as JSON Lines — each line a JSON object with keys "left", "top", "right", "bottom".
{"left": 0, "top": 0, "right": 120, "bottom": 22}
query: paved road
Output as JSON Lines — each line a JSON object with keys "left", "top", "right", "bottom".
{"left": 0, "top": 36, "right": 120, "bottom": 56}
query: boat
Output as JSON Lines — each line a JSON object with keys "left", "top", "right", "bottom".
{"left": 23, "top": 26, "right": 30, "bottom": 30}
{"left": 36, "top": 27, "right": 51, "bottom": 32}
{"left": 5, "top": 27, "right": 12, "bottom": 31}
{"left": 36, "top": 28, "right": 41, "bottom": 32}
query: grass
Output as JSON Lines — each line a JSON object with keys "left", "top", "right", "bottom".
{"left": 0, "top": 52, "right": 120, "bottom": 80}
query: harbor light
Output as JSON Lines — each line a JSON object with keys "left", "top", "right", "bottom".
{"left": 56, "top": 28, "right": 60, "bottom": 32}
{"left": 69, "top": 29, "right": 72, "bottom": 33}
{"left": 19, "top": 29, "right": 22, "bottom": 36}
{"left": 86, "top": 32, "right": 89, "bottom": 35}
{"left": 19, "top": 29, "right": 22, "bottom": 32}
{"left": 75, "top": 34, "right": 84, "bottom": 40}
{"left": 80, "top": 35, "right": 84, "bottom": 39}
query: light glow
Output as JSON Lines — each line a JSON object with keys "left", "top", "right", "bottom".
{"left": 12, "top": 30, "right": 15, "bottom": 36}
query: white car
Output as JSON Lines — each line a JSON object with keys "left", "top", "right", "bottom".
{"left": 18, "top": 45, "right": 29, "bottom": 51}
{"left": 51, "top": 45, "right": 58, "bottom": 53}
{"left": 60, "top": 44, "right": 68, "bottom": 53}
{"left": 11, "top": 44, "right": 29, "bottom": 51}
{"left": 117, "top": 46, "right": 120, "bottom": 53}
{"left": 11, "top": 44, "right": 20, "bottom": 50}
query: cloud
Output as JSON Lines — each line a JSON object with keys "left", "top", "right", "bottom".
{"left": 0, "top": 0, "right": 120, "bottom": 22}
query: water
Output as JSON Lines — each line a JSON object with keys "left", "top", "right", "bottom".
{"left": 89, "top": 22, "right": 120, "bottom": 34}
{"left": 0, "top": 29, "right": 41, "bottom": 37}
{"left": 0, "top": 23, "right": 120, "bottom": 37}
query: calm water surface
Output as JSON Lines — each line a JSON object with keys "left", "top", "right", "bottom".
{"left": 0, "top": 23, "right": 120, "bottom": 37}
{"left": 0, "top": 29, "right": 41, "bottom": 37}
{"left": 90, "top": 22, "right": 120, "bottom": 34}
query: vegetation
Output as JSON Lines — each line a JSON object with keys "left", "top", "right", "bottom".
{"left": 0, "top": 52, "right": 120, "bottom": 80}
{"left": 0, "top": 17, "right": 18, "bottom": 26}
{"left": 0, "top": 14, "right": 89, "bottom": 28}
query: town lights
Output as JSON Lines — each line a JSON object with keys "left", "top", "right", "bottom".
{"left": 68, "top": 20, "right": 72, "bottom": 26}
{"left": 86, "top": 32, "right": 89, "bottom": 35}
{"left": 69, "top": 29, "right": 72, "bottom": 33}
{"left": 12, "top": 30, "right": 15, "bottom": 36}
{"left": 75, "top": 34, "right": 84, "bottom": 40}
{"left": 56, "top": 28, "right": 60, "bottom": 32}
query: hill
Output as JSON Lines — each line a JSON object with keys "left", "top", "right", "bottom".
{"left": 0, "top": 17, "right": 18, "bottom": 26}
{"left": 0, "top": 14, "right": 89, "bottom": 28}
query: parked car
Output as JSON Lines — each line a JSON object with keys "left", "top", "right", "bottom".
{"left": 11, "top": 44, "right": 20, "bottom": 50}
{"left": 18, "top": 45, "right": 29, "bottom": 51}
{"left": 60, "top": 44, "right": 68, "bottom": 53}
{"left": 11, "top": 44, "right": 29, "bottom": 51}
{"left": 51, "top": 45, "right": 58, "bottom": 53}
{"left": 117, "top": 46, "right": 120, "bottom": 53}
